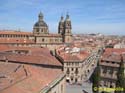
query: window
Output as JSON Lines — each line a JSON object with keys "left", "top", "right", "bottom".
{"left": 67, "top": 63, "right": 70, "bottom": 66}
{"left": 75, "top": 78, "right": 77, "bottom": 83}
{"left": 66, "top": 68, "right": 70, "bottom": 74}
{"left": 75, "top": 68, "right": 79, "bottom": 75}
{"left": 106, "top": 61, "right": 109, "bottom": 63}
{"left": 41, "top": 29, "right": 43, "bottom": 32}
{"left": 110, "top": 82, "right": 113, "bottom": 88}
{"left": 68, "top": 23, "right": 70, "bottom": 26}
{"left": 103, "top": 67, "right": 107, "bottom": 74}
{"left": 109, "top": 69, "right": 113, "bottom": 75}
{"left": 71, "top": 76, "right": 73, "bottom": 81}
{"left": 71, "top": 68, "right": 74, "bottom": 71}
{"left": 75, "top": 63, "right": 79, "bottom": 66}
{"left": 104, "top": 81, "right": 107, "bottom": 87}
{"left": 75, "top": 63, "right": 77, "bottom": 66}
{"left": 55, "top": 39, "right": 59, "bottom": 42}
{"left": 68, "top": 63, "right": 70, "bottom": 66}
{"left": 42, "top": 38, "right": 44, "bottom": 42}
{"left": 50, "top": 39, "right": 53, "bottom": 42}
{"left": 67, "top": 30, "right": 70, "bottom": 33}
{"left": 67, "top": 63, "right": 68, "bottom": 66}
{"left": 77, "top": 63, "right": 79, "bottom": 66}
{"left": 115, "top": 72, "right": 118, "bottom": 76}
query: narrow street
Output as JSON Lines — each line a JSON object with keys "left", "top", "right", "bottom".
{"left": 66, "top": 48, "right": 103, "bottom": 93}
{"left": 66, "top": 81, "right": 92, "bottom": 93}
{"left": 82, "top": 81, "right": 92, "bottom": 93}
{"left": 66, "top": 84, "right": 83, "bottom": 93}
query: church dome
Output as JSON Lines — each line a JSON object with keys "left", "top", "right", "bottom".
{"left": 34, "top": 21, "right": 48, "bottom": 27}
{"left": 34, "top": 12, "right": 48, "bottom": 28}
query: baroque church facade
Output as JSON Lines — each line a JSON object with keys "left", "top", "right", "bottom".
{"left": 33, "top": 12, "right": 72, "bottom": 44}
{"left": 0, "top": 12, "right": 73, "bottom": 49}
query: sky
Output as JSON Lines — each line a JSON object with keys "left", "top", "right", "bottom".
{"left": 0, "top": 0, "right": 125, "bottom": 35}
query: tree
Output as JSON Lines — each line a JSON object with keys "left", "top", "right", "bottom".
{"left": 116, "top": 55, "right": 125, "bottom": 93}
{"left": 92, "top": 61, "right": 100, "bottom": 93}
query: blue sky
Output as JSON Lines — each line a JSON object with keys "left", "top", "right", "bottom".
{"left": 0, "top": 0, "right": 125, "bottom": 35}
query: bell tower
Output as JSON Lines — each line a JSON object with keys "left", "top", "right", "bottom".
{"left": 58, "top": 16, "right": 64, "bottom": 35}
{"left": 63, "top": 13, "right": 72, "bottom": 43}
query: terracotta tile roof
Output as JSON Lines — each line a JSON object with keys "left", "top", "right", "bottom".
{"left": 101, "top": 48, "right": 125, "bottom": 62}
{"left": 0, "top": 31, "right": 33, "bottom": 35}
{"left": 0, "top": 46, "right": 62, "bottom": 66}
{"left": 0, "top": 53, "right": 62, "bottom": 66}
{"left": 0, "top": 62, "right": 29, "bottom": 91}
{"left": 101, "top": 53, "right": 121, "bottom": 62}
{"left": 57, "top": 46, "right": 89, "bottom": 62}
{"left": 104, "top": 48, "right": 125, "bottom": 54}
{"left": 60, "top": 51, "right": 89, "bottom": 62}
{"left": 0, "top": 62, "right": 63, "bottom": 93}
{"left": 0, "top": 45, "right": 49, "bottom": 54}
{"left": 0, "top": 38, "right": 35, "bottom": 44}
{"left": 0, "top": 45, "right": 63, "bottom": 93}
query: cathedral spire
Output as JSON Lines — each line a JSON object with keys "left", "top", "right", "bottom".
{"left": 61, "top": 16, "right": 64, "bottom": 21}
{"left": 63, "top": 12, "right": 72, "bottom": 43}
{"left": 60, "top": 15, "right": 64, "bottom": 22}
{"left": 65, "top": 12, "right": 70, "bottom": 21}
{"left": 58, "top": 15, "right": 64, "bottom": 34}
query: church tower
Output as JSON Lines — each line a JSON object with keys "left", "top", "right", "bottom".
{"left": 63, "top": 14, "right": 72, "bottom": 43}
{"left": 33, "top": 12, "right": 49, "bottom": 35}
{"left": 58, "top": 16, "right": 64, "bottom": 35}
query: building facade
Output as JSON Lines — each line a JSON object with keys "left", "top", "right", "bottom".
{"left": 56, "top": 46, "right": 92, "bottom": 84}
{"left": 99, "top": 48, "right": 125, "bottom": 93}
{"left": 0, "top": 12, "right": 73, "bottom": 50}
